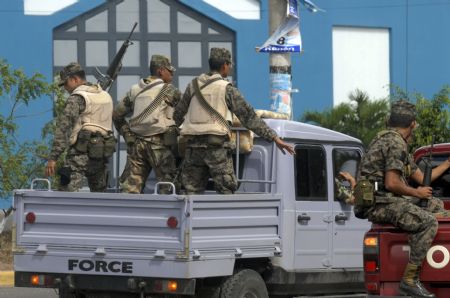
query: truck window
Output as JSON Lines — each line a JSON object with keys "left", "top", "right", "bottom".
{"left": 295, "top": 145, "right": 327, "bottom": 201}
{"left": 332, "top": 149, "right": 361, "bottom": 202}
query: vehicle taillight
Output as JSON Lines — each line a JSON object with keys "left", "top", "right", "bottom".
{"left": 363, "top": 235, "right": 379, "bottom": 273}
{"left": 26, "top": 212, "right": 36, "bottom": 224}
{"left": 366, "top": 281, "right": 379, "bottom": 292}
{"left": 364, "top": 260, "right": 378, "bottom": 272}
{"left": 167, "top": 216, "right": 178, "bottom": 229}
{"left": 168, "top": 281, "right": 178, "bottom": 292}
{"left": 364, "top": 236, "right": 378, "bottom": 247}
{"left": 30, "top": 274, "right": 54, "bottom": 287}
{"left": 363, "top": 234, "right": 380, "bottom": 294}
{"left": 31, "top": 275, "right": 41, "bottom": 286}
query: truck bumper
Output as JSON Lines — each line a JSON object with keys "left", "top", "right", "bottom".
{"left": 14, "top": 271, "right": 196, "bottom": 296}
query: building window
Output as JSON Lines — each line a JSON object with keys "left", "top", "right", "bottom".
{"left": 332, "top": 26, "right": 390, "bottom": 105}
{"left": 295, "top": 146, "right": 327, "bottom": 201}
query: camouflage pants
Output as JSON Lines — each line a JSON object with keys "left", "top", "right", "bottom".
{"left": 368, "top": 197, "right": 443, "bottom": 265}
{"left": 120, "top": 156, "right": 132, "bottom": 185}
{"left": 59, "top": 148, "right": 108, "bottom": 192}
{"left": 121, "top": 139, "right": 178, "bottom": 194}
{"left": 181, "top": 147, "right": 237, "bottom": 194}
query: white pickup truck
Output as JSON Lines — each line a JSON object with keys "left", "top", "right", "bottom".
{"left": 13, "top": 119, "right": 370, "bottom": 298}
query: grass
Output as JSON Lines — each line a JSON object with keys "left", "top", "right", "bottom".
{"left": 0, "top": 231, "right": 13, "bottom": 271}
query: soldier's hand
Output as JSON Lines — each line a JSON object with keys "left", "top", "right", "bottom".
{"left": 45, "top": 160, "right": 57, "bottom": 177}
{"left": 274, "top": 137, "right": 295, "bottom": 155}
{"left": 416, "top": 186, "right": 433, "bottom": 199}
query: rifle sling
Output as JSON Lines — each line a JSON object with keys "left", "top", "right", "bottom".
{"left": 192, "top": 78, "right": 231, "bottom": 131}
{"left": 129, "top": 82, "right": 170, "bottom": 127}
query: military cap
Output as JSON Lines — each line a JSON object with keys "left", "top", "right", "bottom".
{"left": 150, "top": 55, "right": 176, "bottom": 72}
{"left": 209, "top": 47, "right": 232, "bottom": 64}
{"left": 390, "top": 100, "right": 416, "bottom": 118}
{"left": 58, "top": 62, "right": 84, "bottom": 87}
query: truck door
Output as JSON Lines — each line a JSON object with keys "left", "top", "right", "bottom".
{"left": 330, "top": 147, "right": 371, "bottom": 268}
{"left": 294, "top": 144, "right": 331, "bottom": 269}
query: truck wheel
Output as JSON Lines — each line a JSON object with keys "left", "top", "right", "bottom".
{"left": 220, "top": 269, "right": 269, "bottom": 298}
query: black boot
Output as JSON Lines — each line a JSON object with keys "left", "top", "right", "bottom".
{"left": 399, "top": 263, "right": 435, "bottom": 298}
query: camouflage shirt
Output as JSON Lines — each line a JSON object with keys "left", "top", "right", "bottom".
{"left": 49, "top": 93, "right": 86, "bottom": 161}
{"left": 335, "top": 178, "right": 353, "bottom": 204}
{"left": 174, "top": 72, "right": 278, "bottom": 142}
{"left": 113, "top": 76, "right": 181, "bottom": 136}
{"left": 358, "top": 129, "right": 418, "bottom": 186}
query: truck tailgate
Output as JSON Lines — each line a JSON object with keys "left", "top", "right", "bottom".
{"left": 14, "top": 190, "right": 185, "bottom": 250}
{"left": 377, "top": 218, "right": 450, "bottom": 282}
{"left": 13, "top": 190, "right": 282, "bottom": 278}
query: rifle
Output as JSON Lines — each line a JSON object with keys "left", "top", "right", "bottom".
{"left": 94, "top": 22, "right": 138, "bottom": 91}
{"left": 420, "top": 135, "right": 435, "bottom": 208}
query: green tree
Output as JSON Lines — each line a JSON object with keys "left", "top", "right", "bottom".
{"left": 301, "top": 87, "right": 449, "bottom": 150}
{"left": 0, "top": 59, "right": 63, "bottom": 199}
{"left": 407, "top": 86, "right": 449, "bottom": 150}
{"left": 301, "top": 89, "right": 390, "bottom": 146}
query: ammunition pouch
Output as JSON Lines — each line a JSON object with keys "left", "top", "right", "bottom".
{"left": 163, "top": 126, "right": 179, "bottom": 146}
{"left": 354, "top": 205, "right": 368, "bottom": 219}
{"left": 74, "top": 130, "right": 91, "bottom": 153}
{"left": 353, "top": 179, "right": 375, "bottom": 219}
{"left": 103, "top": 133, "right": 117, "bottom": 158}
{"left": 207, "top": 134, "right": 227, "bottom": 146}
{"left": 88, "top": 133, "right": 105, "bottom": 159}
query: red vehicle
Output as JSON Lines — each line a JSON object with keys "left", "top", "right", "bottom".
{"left": 363, "top": 143, "right": 450, "bottom": 298}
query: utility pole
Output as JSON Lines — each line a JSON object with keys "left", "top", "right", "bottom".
{"left": 269, "top": 0, "right": 292, "bottom": 119}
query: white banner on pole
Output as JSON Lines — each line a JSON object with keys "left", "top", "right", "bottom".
{"left": 257, "top": 0, "right": 302, "bottom": 53}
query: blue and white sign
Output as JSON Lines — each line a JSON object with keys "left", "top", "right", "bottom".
{"left": 257, "top": 0, "right": 302, "bottom": 53}
{"left": 287, "top": 0, "right": 299, "bottom": 18}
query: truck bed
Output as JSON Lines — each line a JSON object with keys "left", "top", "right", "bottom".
{"left": 13, "top": 190, "right": 282, "bottom": 279}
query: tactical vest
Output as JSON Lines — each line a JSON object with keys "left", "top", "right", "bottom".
{"left": 69, "top": 84, "right": 113, "bottom": 145}
{"left": 180, "top": 74, "right": 232, "bottom": 136}
{"left": 129, "top": 78, "right": 175, "bottom": 137}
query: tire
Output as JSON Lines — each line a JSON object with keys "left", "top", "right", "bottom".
{"left": 220, "top": 269, "right": 269, "bottom": 298}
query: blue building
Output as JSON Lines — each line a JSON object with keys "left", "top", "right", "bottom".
{"left": 0, "top": 0, "right": 448, "bottom": 195}
{"left": 1, "top": 0, "right": 449, "bottom": 127}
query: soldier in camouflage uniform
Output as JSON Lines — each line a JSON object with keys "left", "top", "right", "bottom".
{"left": 113, "top": 55, "right": 181, "bottom": 194}
{"left": 174, "top": 47, "right": 295, "bottom": 194}
{"left": 45, "top": 62, "right": 114, "bottom": 192}
{"left": 358, "top": 100, "right": 450, "bottom": 298}
{"left": 335, "top": 171, "right": 355, "bottom": 204}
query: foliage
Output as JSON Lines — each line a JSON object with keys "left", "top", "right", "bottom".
{"left": 408, "top": 87, "right": 449, "bottom": 150}
{"left": 301, "top": 89, "right": 390, "bottom": 146}
{"left": 0, "top": 59, "right": 63, "bottom": 198}
{"left": 300, "top": 87, "right": 450, "bottom": 151}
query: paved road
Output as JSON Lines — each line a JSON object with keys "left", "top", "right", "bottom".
{"left": 0, "top": 287, "right": 368, "bottom": 298}
{"left": 0, "top": 287, "right": 57, "bottom": 298}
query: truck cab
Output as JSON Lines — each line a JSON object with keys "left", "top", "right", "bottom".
{"left": 364, "top": 143, "right": 450, "bottom": 298}
{"left": 13, "top": 119, "right": 370, "bottom": 298}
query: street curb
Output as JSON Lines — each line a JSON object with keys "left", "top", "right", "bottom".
{"left": 0, "top": 271, "right": 14, "bottom": 287}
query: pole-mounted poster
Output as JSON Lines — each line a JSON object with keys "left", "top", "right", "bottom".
{"left": 257, "top": 0, "right": 302, "bottom": 53}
